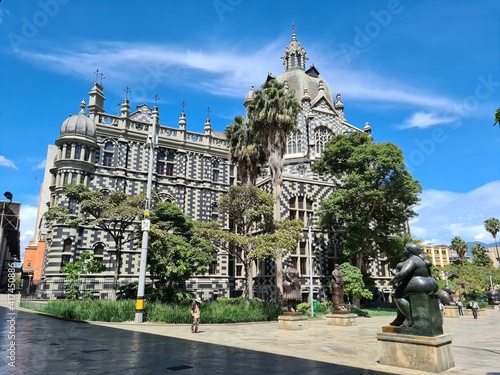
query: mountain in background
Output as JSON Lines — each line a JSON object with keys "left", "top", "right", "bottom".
{"left": 466, "top": 241, "right": 497, "bottom": 257}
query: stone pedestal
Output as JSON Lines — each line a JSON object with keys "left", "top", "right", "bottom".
{"left": 443, "top": 305, "right": 459, "bottom": 318}
{"left": 377, "top": 331, "right": 454, "bottom": 373}
{"left": 464, "top": 309, "right": 486, "bottom": 317}
{"left": 278, "top": 313, "right": 308, "bottom": 330}
{"left": 325, "top": 313, "right": 358, "bottom": 326}
{"left": 486, "top": 304, "right": 499, "bottom": 312}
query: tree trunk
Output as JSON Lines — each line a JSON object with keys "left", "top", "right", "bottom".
{"left": 245, "top": 262, "right": 254, "bottom": 300}
{"left": 274, "top": 187, "right": 283, "bottom": 305}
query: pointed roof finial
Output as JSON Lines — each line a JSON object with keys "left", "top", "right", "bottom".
{"left": 181, "top": 101, "right": 187, "bottom": 114}
{"left": 94, "top": 69, "right": 105, "bottom": 85}
{"left": 124, "top": 86, "right": 131, "bottom": 99}
{"left": 292, "top": 23, "right": 296, "bottom": 40}
{"left": 80, "top": 99, "right": 87, "bottom": 113}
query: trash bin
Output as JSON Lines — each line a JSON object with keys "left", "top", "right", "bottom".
{"left": 313, "top": 299, "right": 318, "bottom": 311}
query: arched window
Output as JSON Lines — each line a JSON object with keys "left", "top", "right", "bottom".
{"left": 212, "top": 159, "right": 220, "bottom": 182}
{"left": 314, "top": 127, "right": 334, "bottom": 155}
{"left": 166, "top": 151, "right": 175, "bottom": 176}
{"left": 63, "top": 238, "right": 72, "bottom": 253}
{"left": 103, "top": 141, "right": 114, "bottom": 167}
{"left": 65, "top": 145, "right": 72, "bottom": 159}
{"left": 211, "top": 202, "right": 218, "bottom": 222}
{"left": 75, "top": 145, "right": 82, "bottom": 160}
{"left": 93, "top": 243, "right": 104, "bottom": 257}
{"left": 286, "top": 130, "right": 302, "bottom": 154}
{"left": 156, "top": 151, "right": 166, "bottom": 174}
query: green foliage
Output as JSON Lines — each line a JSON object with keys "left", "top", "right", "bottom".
{"left": 471, "top": 243, "right": 493, "bottom": 267}
{"left": 450, "top": 236, "right": 468, "bottom": 265}
{"left": 443, "top": 262, "right": 496, "bottom": 299}
{"left": 40, "top": 299, "right": 136, "bottom": 321}
{"left": 339, "top": 262, "right": 373, "bottom": 301}
{"left": 247, "top": 80, "right": 301, "bottom": 194}
{"left": 196, "top": 185, "right": 303, "bottom": 299}
{"left": 36, "top": 298, "right": 283, "bottom": 323}
{"left": 494, "top": 107, "right": 500, "bottom": 126}
{"left": 312, "top": 132, "right": 422, "bottom": 269}
{"left": 484, "top": 217, "right": 500, "bottom": 260}
{"left": 147, "top": 202, "right": 215, "bottom": 303}
{"left": 45, "top": 184, "right": 145, "bottom": 295}
{"left": 61, "top": 252, "right": 106, "bottom": 300}
{"left": 224, "top": 115, "right": 265, "bottom": 185}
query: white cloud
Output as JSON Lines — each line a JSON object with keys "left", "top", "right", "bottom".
{"left": 20, "top": 205, "right": 38, "bottom": 257}
{"left": 410, "top": 180, "right": 500, "bottom": 245}
{"left": 400, "top": 112, "right": 457, "bottom": 129}
{"left": 14, "top": 38, "right": 467, "bottom": 123}
{"left": 34, "top": 159, "right": 46, "bottom": 170}
{"left": 0, "top": 155, "right": 17, "bottom": 169}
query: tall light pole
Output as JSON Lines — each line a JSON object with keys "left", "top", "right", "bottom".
{"left": 308, "top": 213, "right": 314, "bottom": 317}
{"left": 134, "top": 101, "right": 159, "bottom": 323}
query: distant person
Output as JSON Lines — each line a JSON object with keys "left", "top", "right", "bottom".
{"left": 456, "top": 300, "right": 464, "bottom": 316}
{"left": 472, "top": 300, "right": 479, "bottom": 319}
{"left": 190, "top": 297, "right": 202, "bottom": 333}
{"left": 439, "top": 300, "right": 444, "bottom": 315}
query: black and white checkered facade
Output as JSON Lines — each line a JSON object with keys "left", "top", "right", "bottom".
{"left": 37, "top": 32, "right": 392, "bottom": 302}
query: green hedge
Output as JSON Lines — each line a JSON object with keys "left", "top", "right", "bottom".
{"left": 23, "top": 297, "right": 284, "bottom": 323}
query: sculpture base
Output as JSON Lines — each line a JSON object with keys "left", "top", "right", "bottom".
{"left": 278, "top": 314, "right": 308, "bottom": 330}
{"left": 377, "top": 331, "right": 454, "bottom": 373}
{"left": 443, "top": 305, "right": 459, "bottom": 318}
{"left": 486, "top": 304, "right": 499, "bottom": 312}
{"left": 464, "top": 309, "right": 486, "bottom": 317}
{"left": 325, "top": 313, "right": 358, "bottom": 326}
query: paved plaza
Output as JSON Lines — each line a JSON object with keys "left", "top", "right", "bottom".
{"left": 0, "top": 294, "right": 499, "bottom": 374}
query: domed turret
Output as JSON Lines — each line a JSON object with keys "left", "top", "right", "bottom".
{"left": 60, "top": 100, "right": 97, "bottom": 141}
{"left": 276, "top": 30, "right": 334, "bottom": 106}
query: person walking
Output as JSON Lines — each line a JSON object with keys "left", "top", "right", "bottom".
{"left": 456, "top": 299, "right": 464, "bottom": 316}
{"left": 190, "top": 297, "right": 202, "bottom": 333}
{"left": 472, "top": 300, "right": 479, "bottom": 319}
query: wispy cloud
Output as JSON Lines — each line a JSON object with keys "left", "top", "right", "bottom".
{"left": 0, "top": 155, "right": 17, "bottom": 169}
{"left": 14, "top": 39, "right": 467, "bottom": 120}
{"left": 400, "top": 111, "right": 457, "bottom": 129}
{"left": 411, "top": 180, "right": 500, "bottom": 244}
{"left": 34, "top": 159, "right": 46, "bottom": 170}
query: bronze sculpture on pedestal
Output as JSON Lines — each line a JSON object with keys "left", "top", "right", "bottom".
{"left": 331, "top": 264, "right": 348, "bottom": 312}
{"left": 389, "top": 243, "right": 442, "bottom": 336}
{"left": 282, "top": 259, "right": 302, "bottom": 312}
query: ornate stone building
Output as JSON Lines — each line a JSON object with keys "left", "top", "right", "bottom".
{"left": 33, "top": 31, "right": 392, "bottom": 301}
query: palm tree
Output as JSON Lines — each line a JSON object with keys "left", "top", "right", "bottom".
{"left": 224, "top": 115, "right": 264, "bottom": 186}
{"left": 450, "top": 236, "right": 468, "bottom": 266}
{"left": 494, "top": 107, "right": 500, "bottom": 126}
{"left": 484, "top": 217, "right": 500, "bottom": 264}
{"left": 247, "top": 79, "right": 301, "bottom": 303}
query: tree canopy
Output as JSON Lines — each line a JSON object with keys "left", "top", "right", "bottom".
{"left": 147, "top": 202, "right": 215, "bottom": 303}
{"left": 450, "top": 236, "right": 468, "bottom": 266}
{"left": 45, "top": 184, "right": 144, "bottom": 297}
{"left": 471, "top": 243, "right": 493, "bottom": 267}
{"left": 312, "top": 132, "right": 422, "bottom": 269}
{"left": 196, "top": 185, "right": 303, "bottom": 299}
{"left": 339, "top": 262, "right": 373, "bottom": 306}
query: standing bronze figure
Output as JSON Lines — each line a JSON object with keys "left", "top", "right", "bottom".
{"left": 331, "top": 264, "right": 348, "bottom": 312}
{"left": 282, "top": 260, "right": 302, "bottom": 312}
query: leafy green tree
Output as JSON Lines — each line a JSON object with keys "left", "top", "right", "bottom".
{"left": 61, "top": 252, "right": 106, "bottom": 300}
{"left": 196, "top": 185, "right": 303, "bottom": 299}
{"left": 247, "top": 79, "right": 301, "bottom": 302}
{"left": 224, "top": 115, "right": 265, "bottom": 185}
{"left": 450, "top": 236, "right": 468, "bottom": 266}
{"left": 45, "top": 184, "right": 144, "bottom": 298}
{"left": 484, "top": 217, "right": 500, "bottom": 261}
{"left": 312, "top": 132, "right": 422, "bottom": 271}
{"left": 443, "top": 263, "right": 490, "bottom": 300}
{"left": 147, "top": 202, "right": 215, "bottom": 303}
{"left": 339, "top": 262, "right": 373, "bottom": 308}
{"left": 471, "top": 243, "right": 493, "bottom": 267}
{"left": 494, "top": 106, "right": 500, "bottom": 126}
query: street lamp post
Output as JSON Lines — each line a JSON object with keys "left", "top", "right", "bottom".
{"left": 308, "top": 213, "right": 314, "bottom": 317}
{"left": 134, "top": 103, "right": 158, "bottom": 323}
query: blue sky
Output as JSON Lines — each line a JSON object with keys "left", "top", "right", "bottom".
{"left": 1, "top": 1, "right": 499, "bottom": 255}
